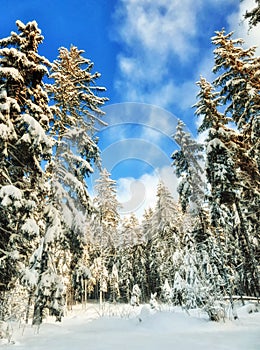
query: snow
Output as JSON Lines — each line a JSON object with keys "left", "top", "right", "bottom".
{"left": 21, "top": 218, "right": 39, "bottom": 237}
{"left": 0, "top": 66, "right": 23, "bottom": 82}
{"left": 207, "top": 137, "right": 227, "bottom": 153}
{"left": 2, "top": 303, "right": 259, "bottom": 350}
{"left": 44, "top": 206, "right": 62, "bottom": 243}
{"left": 0, "top": 185, "right": 22, "bottom": 206}
{"left": 0, "top": 123, "right": 11, "bottom": 140}
{"left": 22, "top": 114, "right": 53, "bottom": 150}
{"left": 21, "top": 267, "right": 38, "bottom": 288}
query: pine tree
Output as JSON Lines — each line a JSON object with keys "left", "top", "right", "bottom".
{"left": 0, "top": 21, "right": 53, "bottom": 321}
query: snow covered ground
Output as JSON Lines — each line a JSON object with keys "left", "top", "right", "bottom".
{"left": 1, "top": 303, "right": 260, "bottom": 350}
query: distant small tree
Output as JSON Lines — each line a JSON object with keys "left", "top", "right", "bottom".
{"left": 161, "top": 279, "right": 173, "bottom": 305}
{"left": 130, "top": 284, "right": 141, "bottom": 306}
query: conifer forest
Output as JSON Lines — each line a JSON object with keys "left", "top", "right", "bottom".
{"left": 0, "top": 10, "right": 259, "bottom": 331}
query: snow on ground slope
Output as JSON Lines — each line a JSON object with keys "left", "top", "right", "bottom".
{"left": 1, "top": 303, "right": 260, "bottom": 350}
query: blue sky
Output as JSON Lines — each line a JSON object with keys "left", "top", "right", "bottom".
{"left": 1, "top": 0, "right": 259, "bottom": 217}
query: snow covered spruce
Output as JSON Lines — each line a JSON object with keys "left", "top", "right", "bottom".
{"left": 0, "top": 14, "right": 259, "bottom": 346}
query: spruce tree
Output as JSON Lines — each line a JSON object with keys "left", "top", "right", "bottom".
{"left": 212, "top": 30, "right": 260, "bottom": 169}
{"left": 117, "top": 216, "right": 136, "bottom": 302}
{"left": 141, "top": 208, "right": 155, "bottom": 298}
{"left": 0, "top": 20, "right": 53, "bottom": 321}
{"left": 149, "top": 182, "right": 183, "bottom": 297}
{"left": 109, "top": 263, "right": 120, "bottom": 302}
{"left": 211, "top": 31, "right": 260, "bottom": 297}
{"left": 94, "top": 168, "right": 120, "bottom": 248}
{"left": 93, "top": 168, "right": 120, "bottom": 302}
{"left": 131, "top": 242, "right": 147, "bottom": 301}
{"left": 171, "top": 119, "right": 205, "bottom": 213}
{"left": 194, "top": 76, "right": 256, "bottom": 317}
{"left": 130, "top": 215, "right": 147, "bottom": 302}
{"left": 32, "top": 45, "right": 108, "bottom": 324}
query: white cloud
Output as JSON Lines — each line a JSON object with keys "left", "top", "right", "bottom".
{"left": 227, "top": 0, "right": 260, "bottom": 55}
{"left": 113, "top": 0, "right": 206, "bottom": 109}
{"left": 117, "top": 165, "right": 178, "bottom": 219}
{"left": 113, "top": 0, "right": 243, "bottom": 111}
{"left": 115, "top": 0, "right": 201, "bottom": 60}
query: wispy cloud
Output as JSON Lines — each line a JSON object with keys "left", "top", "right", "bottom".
{"left": 113, "top": 0, "right": 203, "bottom": 109}
{"left": 115, "top": 0, "right": 203, "bottom": 59}
{"left": 112, "top": 0, "right": 248, "bottom": 113}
